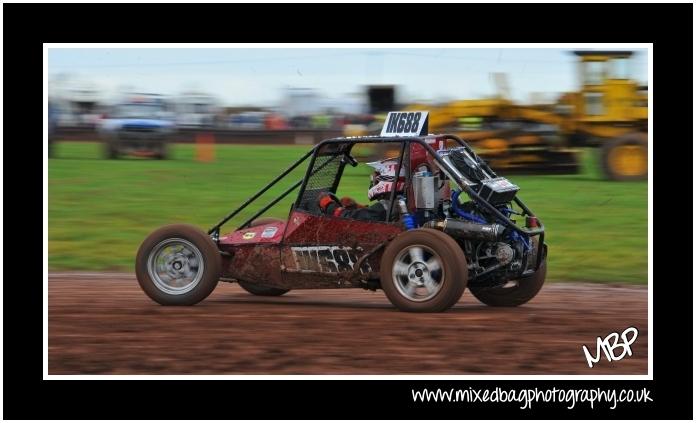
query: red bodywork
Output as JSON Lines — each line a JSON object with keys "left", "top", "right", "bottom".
{"left": 217, "top": 136, "right": 446, "bottom": 290}
{"left": 219, "top": 210, "right": 402, "bottom": 289}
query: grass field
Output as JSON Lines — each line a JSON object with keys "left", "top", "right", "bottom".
{"left": 48, "top": 142, "right": 648, "bottom": 283}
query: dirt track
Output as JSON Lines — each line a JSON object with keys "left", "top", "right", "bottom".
{"left": 48, "top": 273, "right": 648, "bottom": 375}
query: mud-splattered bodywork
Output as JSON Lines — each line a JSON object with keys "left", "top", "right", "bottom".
{"left": 219, "top": 210, "right": 402, "bottom": 289}
{"left": 212, "top": 133, "right": 545, "bottom": 291}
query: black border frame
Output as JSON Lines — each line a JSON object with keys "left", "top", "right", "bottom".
{"left": 4, "top": 2, "right": 693, "bottom": 420}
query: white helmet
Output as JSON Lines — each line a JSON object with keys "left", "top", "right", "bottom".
{"left": 367, "top": 158, "right": 406, "bottom": 201}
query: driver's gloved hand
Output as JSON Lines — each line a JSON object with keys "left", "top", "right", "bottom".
{"left": 317, "top": 192, "right": 386, "bottom": 221}
{"left": 318, "top": 193, "right": 336, "bottom": 212}
{"left": 317, "top": 192, "right": 343, "bottom": 216}
{"left": 340, "top": 196, "right": 363, "bottom": 209}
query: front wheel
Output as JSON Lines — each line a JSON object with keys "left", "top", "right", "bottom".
{"left": 136, "top": 224, "right": 221, "bottom": 305}
{"left": 380, "top": 229, "right": 468, "bottom": 312}
{"left": 600, "top": 133, "right": 648, "bottom": 181}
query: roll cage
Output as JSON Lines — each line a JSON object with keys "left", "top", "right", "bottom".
{"left": 208, "top": 134, "right": 545, "bottom": 270}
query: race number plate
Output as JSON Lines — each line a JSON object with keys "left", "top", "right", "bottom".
{"left": 380, "top": 111, "right": 429, "bottom": 137}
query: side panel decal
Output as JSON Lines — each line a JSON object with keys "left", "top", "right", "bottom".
{"left": 290, "top": 246, "right": 372, "bottom": 274}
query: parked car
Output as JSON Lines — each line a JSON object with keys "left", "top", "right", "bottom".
{"left": 48, "top": 101, "right": 58, "bottom": 157}
{"left": 228, "top": 112, "right": 268, "bottom": 130}
{"left": 98, "top": 101, "right": 176, "bottom": 159}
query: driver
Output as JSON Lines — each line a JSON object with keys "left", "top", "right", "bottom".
{"left": 315, "top": 157, "right": 405, "bottom": 222}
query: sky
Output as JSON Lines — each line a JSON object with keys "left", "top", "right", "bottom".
{"left": 48, "top": 47, "right": 649, "bottom": 107}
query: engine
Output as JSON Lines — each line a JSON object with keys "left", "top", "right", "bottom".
{"left": 406, "top": 146, "right": 539, "bottom": 287}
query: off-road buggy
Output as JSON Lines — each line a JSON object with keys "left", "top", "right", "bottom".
{"left": 136, "top": 111, "right": 547, "bottom": 312}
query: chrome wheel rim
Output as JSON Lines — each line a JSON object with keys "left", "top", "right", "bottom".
{"left": 392, "top": 245, "right": 444, "bottom": 302}
{"left": 147, "top": 238, "right": 204, "bottom": 295}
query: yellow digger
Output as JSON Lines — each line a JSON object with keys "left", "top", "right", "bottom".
{"left": 405, "top": 96, "right": 581, "bottom": 175}
{"left": 360, "top": 50, "right": 648, "bottom": 181}
{"left": 559, "top": 50, "right": 648, "bottom": 181}
{"left": 410, "top": 51, "right": 647, "bottom": 180}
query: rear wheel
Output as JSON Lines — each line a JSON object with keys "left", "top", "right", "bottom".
{"left": 469, "top": 257, "right": 547, "bottom": 307}
{"left": 380, "top": 229, "right": 468, "bottom": 312}
{"left": 238, "top": 282, "right": 289, "bottom": 296}
{"left": 237, "top": 217, "right": 290, "bottom": 297}
{"left": 104, "top": 140, "right": 119, "bottom": 159}
{"left": 154, "top": 142, "right": 169, "bottom": 160}
{"left": 136, "top": 224, "right": 221, "bottom": 305}
{"left": 600, "top": 133, "right": 648, "bottom": 181}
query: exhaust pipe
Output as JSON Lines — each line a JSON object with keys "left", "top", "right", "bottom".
{"left": 425, "top": 219, "right": 505, "bottom": 242}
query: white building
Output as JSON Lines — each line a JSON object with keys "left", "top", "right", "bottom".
{"left": 174, "top": 92, "right": 222, "bottom": 128}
